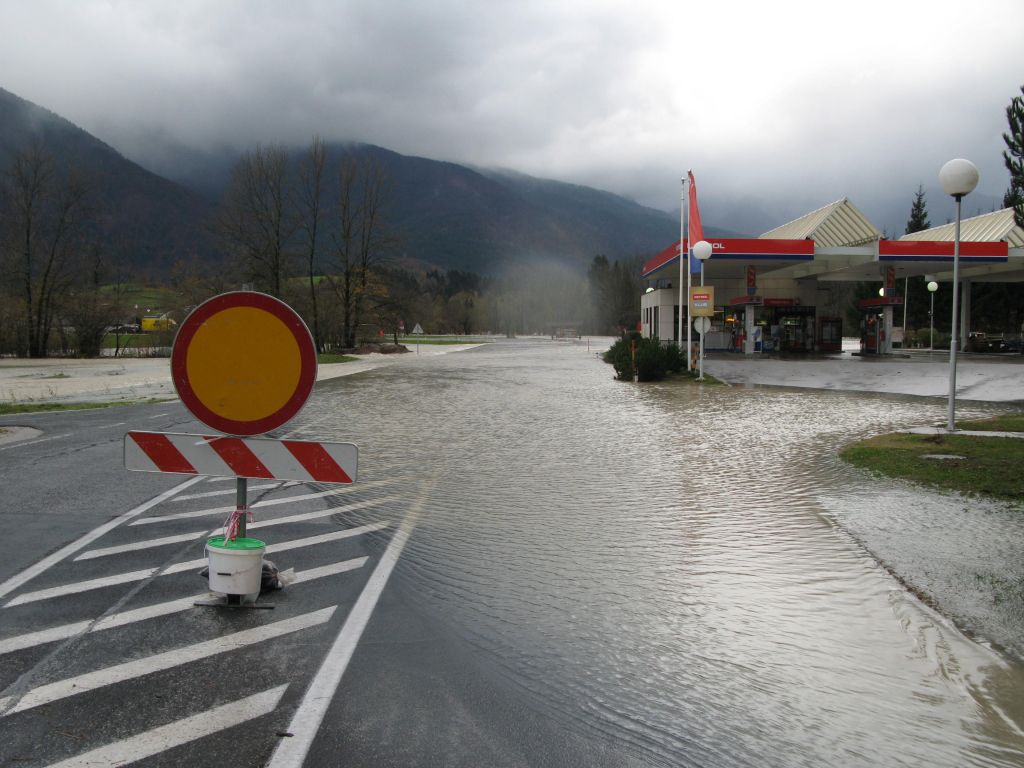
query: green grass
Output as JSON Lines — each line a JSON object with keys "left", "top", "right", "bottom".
{"left": 0, "top": 399, "right": 169, "bottom": 415}
{"left": 317, "top": 354, "right": 359, "bottom": 364}
{"left": 956, "top": 414, "right": 1024, "bottom": 432}
{"left": 840, "top": 431, "right": 1024, "bottom": 502}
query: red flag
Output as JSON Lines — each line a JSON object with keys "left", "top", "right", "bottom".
{"left": 687, "top": 170, "right": 704, "bottom": 249}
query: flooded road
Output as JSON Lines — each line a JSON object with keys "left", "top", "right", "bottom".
{"left": 294, "top": 338, "right": 1024, "bottom": 767}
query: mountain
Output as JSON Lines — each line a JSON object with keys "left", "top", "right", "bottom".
{"left": 162, "top": 141, "right": 737, "bottom": 275}
{"left": 0, "top": 87, "right": 215, "bottom": 276}
{"left": 1, "top": 87, "right": 730, "bottom": 278}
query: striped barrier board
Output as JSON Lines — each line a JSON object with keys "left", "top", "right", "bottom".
{"left": 124, "top": 431, "right": 357, "bottom": 484}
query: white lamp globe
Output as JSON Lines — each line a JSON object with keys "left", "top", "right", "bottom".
{"left": 878, "top": 287, "right": 885, "bottom": 297}
{"left": 927, "top": 281, "right": 938, "bottom": 292}
{"left": 692, "top": 240, "right": 713, "bottom": 261}
{"left": 939, "top": 159, "right": 979, "bottom": 197}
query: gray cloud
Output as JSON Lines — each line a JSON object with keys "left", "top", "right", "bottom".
{"left": 2, "top": 0, "right": 1021, "bottom": 238}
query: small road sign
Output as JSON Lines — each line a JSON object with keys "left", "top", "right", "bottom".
{"left": 124, "top": 431, "right": 357, "bottom": 483}
{"left": 171, "top": 292, "right": 317, "bottom": 436}
{"left": 692, "top": 316, "right": 712, "bottom": 334}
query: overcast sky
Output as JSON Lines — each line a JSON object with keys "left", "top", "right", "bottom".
{"left": 2, "top": 0, "right": 1022, "bottom": 236}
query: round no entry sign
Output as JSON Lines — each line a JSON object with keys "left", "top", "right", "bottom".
{"left": 171, "top": 292, "right": 317, "bottom": 436}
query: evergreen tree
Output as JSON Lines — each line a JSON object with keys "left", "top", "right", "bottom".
{"left": 905, "top": 185, "right": 930, "bottom": 234}
{"left": 1002, "top": 84, "right": 1024, "bottom": 227}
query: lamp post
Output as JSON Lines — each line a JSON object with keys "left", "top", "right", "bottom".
{"left": 938, "top": 158, "right": 979, "bottom": 432}
{"left": 926, "top": 278, "right": 938, "bottom": 351}
{"left": 693, "top": 240, "right": 713, "bottom": 380}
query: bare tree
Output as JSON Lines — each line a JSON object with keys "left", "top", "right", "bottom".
{"left": 326, "top": 152, "right": 394, "bottom": 348}
{"left": 296, "top": 137, "right": 327, "bottom": 351}
{"left": 64, "top": 244, "right": 121, "bottom": 357}
{"left": 215, "top": 144, "right": 296, "bottom": 298}
{"left": 0, "top": 140, "right": 90, "bottom": 357}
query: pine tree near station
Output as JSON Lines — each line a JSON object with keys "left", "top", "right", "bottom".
{"left": 1002, "top": 84, "right": 1024, "bottom": 228}
{"left": 905, "top": 185, "right": 930, "bottom": 235}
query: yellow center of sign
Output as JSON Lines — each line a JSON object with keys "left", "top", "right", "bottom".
{"left": 185, "top": 306, "right": 303, "bottom": 422}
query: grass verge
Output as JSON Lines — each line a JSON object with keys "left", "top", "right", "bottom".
{"left": 957, "top": 414, "right": 1024, "bottom": 432}
{"left": 318, "top": 354, "right": 359, "bottom": 364}
{"left": 0, "top": 399, "right": 168, "bottom": 415}
{"left": 840, "top": 428, "right": 1024, "bottom": 502}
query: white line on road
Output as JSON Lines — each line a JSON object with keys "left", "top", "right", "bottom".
{"left": 0, "top": 433, "right": 72, "bottom": 452}
{"left": 0, "top": 476, "right": 205, "bottom": 601}
{"left": 43, "top": 685, "right": 289, "bottom": 768}
{"left": 74, "top": 530, "right": 208, "bottom": 561}
{"left": 5, "top": 524, "right": 389, "bottom": 607}
{"left": 173, "top": 481, "right": 296, "bottom": 501}
{"left": 267, "top": 485, "right": 429, "bottom": 768}
{"left": 131, "top": 488, "right": 350, "bottom": 526}
{"left": 209, "top": 497, "right": 394, "bottom": 536}
{"left": 0, "top": 557, "right": 367, "bottom": 657}
{"left": 0, "top": 606, "right": 336, "bottom": 715}
{"left": 96, "top": 421, "right": 128, "bottom": 429}
{"left": 146, "top": 412, "right": 169, "bottom": 419}
{"left": 133, "top": 478, "right": 400, "bottom": 524}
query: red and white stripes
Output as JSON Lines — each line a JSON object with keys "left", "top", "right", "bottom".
{"left": 124, "top": 431, "right": 357, "bottom": 484}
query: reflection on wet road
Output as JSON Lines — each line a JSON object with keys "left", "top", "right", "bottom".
{"left": 292, "top": 338, "right": 1024, "bottom": 767}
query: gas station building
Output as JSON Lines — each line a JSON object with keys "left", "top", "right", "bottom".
{"left": 640, "top": 199, "right": 1024, "bottom": 354}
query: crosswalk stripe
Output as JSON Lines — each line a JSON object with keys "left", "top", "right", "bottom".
{"left": 42, "top": 685, "right": 288, "bottom": 768}
{"left": 209, "top": 497, "right": 394, "bottom": 536}
{"left": 131, "top": 489, "right": 348, "bottom": 525}
{"left": 4, "top": 524, "right": 389, "bottom": 607}
{"left": 74, "top": 531, "right": 207, "bottom": 561}
{"left": 133, "top": 479, "right": 399, "bottom": 525}
{"left": 173, "top": 481, "right": 295, "bottom": 501}
{"left": 0, "top": 558, "right": 367, "bottom": 657}
{"left": 0, "top": 607, "right": 335, "bottom": 715}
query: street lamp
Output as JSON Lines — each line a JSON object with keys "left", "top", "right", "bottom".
{"left": 693, "top": 240, "right": 713, "bottom": 380}
{"left": 926, "top": 278, "right": 938, "bottom": 351}
{"left": 938, "top": 158, "right": 979, "bottom": 432}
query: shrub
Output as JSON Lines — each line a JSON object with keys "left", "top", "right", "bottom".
{"left": 604, "top": 337, "right": 684, "bottom": 381}
{"left": 603, "top": 337, "right": 635, "bottom": 380}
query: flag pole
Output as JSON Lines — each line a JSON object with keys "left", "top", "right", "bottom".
{"left": 679, "top": 178, "right": 686, "bottom": 362}
{"left": 684, "top": 173, "right": 692, "bottom": 371}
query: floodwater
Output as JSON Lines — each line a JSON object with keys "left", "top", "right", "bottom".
{"left": 295, "top": 338, "right": 1024, "bottom": 767}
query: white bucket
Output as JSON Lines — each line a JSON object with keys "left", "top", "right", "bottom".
{"left": 206, "top": 537, "right": 266, "bottom": 596}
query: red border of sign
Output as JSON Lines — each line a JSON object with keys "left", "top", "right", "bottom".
{"left": 170, "top": 292, "right": 317, "bottom": 436}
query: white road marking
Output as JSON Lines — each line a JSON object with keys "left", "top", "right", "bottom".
{"left": 209, "top": 497, "right": 393, "bottom": 536}
{"left": 0, "top": 606, "right": 336, "bottom": 715}
{"left": 5, "top": 524, "right": 389, "bottom": 607}
{"left": 96, "top": 421, "right": 128, "bottom": 429}
{"left": 131, "top": 488, "right": 350, "bottom": 525}
{"left": 0, "top": 558, "right": 368, "bottom": 657}
{"left": 267, "top": 487, "right": 428, "bottom": 768}
{"left": 0, "top": 476, "right": 205, "bottom": 601}
{"left": 0, "top": 433, "right": 72, "bottom": 451}
{"left": 74, "top": 530, "right": 207, "bottom": 561}
{"left": 133, "top": 478, "right": 399, "bottom": 524}
{"left": 43, "top": 685, "right": 289, "bottom": 768}
{"left": 262, "top": 522, "right": 390, "bottom": 556}
{"left": 173, "top": 481, "right": 296, "bottom": 501}
{"left": 146, "top": 412, "right": 169, "bottom": 419}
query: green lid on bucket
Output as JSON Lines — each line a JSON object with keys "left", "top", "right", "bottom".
{"left": 207, "top": 536, "right": 266, "bottom": 550}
